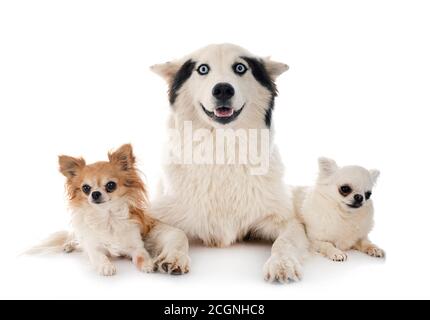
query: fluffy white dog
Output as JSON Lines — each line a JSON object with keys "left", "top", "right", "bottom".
{"left": 150, "top": 44, "right": 309, "bottom": 283}
{"left": 294, "top": 157, "right": 385, "bottom": 262}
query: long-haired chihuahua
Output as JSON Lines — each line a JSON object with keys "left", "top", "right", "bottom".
{"left": 29, "top": 144, "right": 191, "bottom": 276}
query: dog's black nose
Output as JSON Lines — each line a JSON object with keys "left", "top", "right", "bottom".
{"left": 212, "top": 83, "right": 235, "bottom": 101}
{"left": 354, "top": 194, "right": 364, "bottom": 203}
{"left": 92, "top": 191, "right": 102, "bottom": 201}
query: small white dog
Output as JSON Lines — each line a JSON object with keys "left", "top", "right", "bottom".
{"left": 294, "top": 157, "right": 385, "bottom": 262}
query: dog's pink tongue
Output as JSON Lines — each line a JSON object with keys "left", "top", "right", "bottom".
{"left": 215, "top": 108, "right": 234, "bottom": 118}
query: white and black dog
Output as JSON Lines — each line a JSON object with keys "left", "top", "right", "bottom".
{"left": 151, "top": 44, "right": 308, "bottom": 283}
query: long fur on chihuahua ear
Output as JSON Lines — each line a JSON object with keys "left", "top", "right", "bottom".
{"left": 318, "top": 157, "right": 339, "bottom": 180}
{"left": 108, "top": 144, "right": 146, "bottom": 194}
{"left": 369, "top": 169, "right": 380, "bottom": 184}
{"left": 58, "top": 156, "right": 86, "bottom": 179}
{"left": 108, "top": 144, "right": 136, "bottom": 171}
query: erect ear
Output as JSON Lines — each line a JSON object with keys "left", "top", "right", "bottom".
{"left": 369, "top": 169, "right": 380, "bottom": 184}
{"left": 263, "top": 57, "right": 289, "bottom": 80}
{"left": 58, "top": 156, "right": 86, "bottom": 179}
{"left": 108, "top": 144, "right": 136, "bottom": 171}
{"left": 151, "top": 59, "right": 196, "bottom": 105}
{"left": 318, "top": 157, "right": 339, "bottom": 179}
{"left": 150, "top": 61, "right": 182, "bottom": 82}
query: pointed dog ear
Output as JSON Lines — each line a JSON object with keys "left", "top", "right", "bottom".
{"left": 318, "top": 157, "right": 339, "bottom": 179}
{"left": 151, "top": 59, "right": 196, "bottom": 105}
{"left": 108, "top": 144, "right": 136, "bottom": 171}
{"left": 58, "top": 156, "right": 86, "bottom": 179}
{"left": 263, "top": 57, "right": 289, "bottom": 80}
{"left": 369, "top": 169, "right": 380, "bottom": 184}
{"left": 150, "top": 61, "right": 182, "bottom": 82}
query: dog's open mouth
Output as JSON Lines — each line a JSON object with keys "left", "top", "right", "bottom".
{"left": 201, "top": 103, "right": 245, "bottom": 124}
{"left": 215, "top": 106, "right": 235, "bottom": 118}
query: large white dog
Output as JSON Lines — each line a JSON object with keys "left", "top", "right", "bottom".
{"left": 151, "top": 44, "right": 308, "bottom": 283}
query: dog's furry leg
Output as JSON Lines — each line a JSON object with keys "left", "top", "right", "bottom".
{"left": 353, "top": 237, "right": 385, "bottom": 258}
{"left": 82, "top": 241, "right": 116, "bottom": 276}
{"left": 144, "top": 222, "right": 190, "bottom": 275}
{"left": 131, "top": 247, "right": 155, "bottom": 273}
{"left": 312, "top": 240, "right": 348, "bottom": 262}
{"left": 254, "top": 216, "right": 308, "bottom": 283}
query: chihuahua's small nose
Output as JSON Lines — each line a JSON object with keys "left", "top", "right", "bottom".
{"left": 354, "top": 194, "right": 364, "bottom": 203}
{"left": 92, "top": 191, "right": 102, "bottom": 201}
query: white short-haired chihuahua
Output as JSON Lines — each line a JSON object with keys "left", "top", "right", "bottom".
{"left": 294, "top": 157, "right": 385, "bottom": 262}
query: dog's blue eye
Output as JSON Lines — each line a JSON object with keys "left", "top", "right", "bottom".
{"left": 365, "top": 191, "right": 372, "bottom": 200}
{"left": 82, "top": 184, "right": 91, "bottom": 195}
{"left": 106, "top": 181, "right": 117, "bottom": 193}
{"left": 233, "top": 63, "right": 247, "bottom": 75}
{"left": 197, "top": 64, "right": 210, "bottom": 75}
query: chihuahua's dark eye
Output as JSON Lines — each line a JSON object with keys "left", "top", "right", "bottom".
{"left": 339, "top": 185, "right": 352, "bottom": 196}
{"left": 233, "top": 63, "right": 247, "bottom": 75}
{"left": 82, "top": 185, "right": 91, "bottom": 195}
{"left": 365, "top": 191, "right": 372, "bottom": 200}
{"left": 197, "top": 64, "right": 210, "bottom": 75}
{"left": 105, "top": 181, "right": 117, "bottom": 193}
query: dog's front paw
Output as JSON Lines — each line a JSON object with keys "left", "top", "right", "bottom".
{"left": 365, "top": 246, "right": 385, "bottom": 258}
{"left": 98, "top": 262, "right": 117, "bottom": 276}
{"left": 155, "top": 250, "right": 190, "bottom": 275}
{"left": 329, "top": 251, "right": 348, "bottom": 262}
{"left": 263, "top": 255, "right": 302, "bottom": 284}
{"left": 133, "top": 254, "right": 155, "bottom": 273}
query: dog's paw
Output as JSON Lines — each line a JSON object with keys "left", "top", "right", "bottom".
{"left": 62, "top": 242, "right": 76, "bottom": 253}
{"left": 133, "top": 254, "right": 155, "bottom": 273}
{"left": 263, "top": 255, "right": 302, "bottom": 284}
{"left": 98, "top": 262, "right": 117, "bottom": 276}
{"left": 329, "top": 251, "right": 348, "bottom": 262}
{"left": 155, "top": 250, "right": 190, "bottom": 275}
{"left": 365, "top": 246, "right": 385, "bottom": 258}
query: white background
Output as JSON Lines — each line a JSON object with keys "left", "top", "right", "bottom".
{"left": 0, "top": 0, "right": 429, "bottom": 300}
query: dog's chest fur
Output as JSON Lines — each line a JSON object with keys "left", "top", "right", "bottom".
{"left": 71, "top": 204, "right": 142, "bottom": 256}
{"left": 298, "top": 189, "right": 374, "bottom": 251}
{"left": 159, "top": 147, "right": 293, "bottom": 247}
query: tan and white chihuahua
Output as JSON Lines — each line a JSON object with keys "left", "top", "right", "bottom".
{"left": 29, "top": 144, "right": 190, "bottom": 276}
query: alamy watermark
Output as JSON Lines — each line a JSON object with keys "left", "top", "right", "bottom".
{"left": 163, "top": 121, "right": 271, "bottom": 175}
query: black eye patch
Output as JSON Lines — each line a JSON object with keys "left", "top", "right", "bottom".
{"left": 169, "top": 59, "right": 196, "bottom": 105}
{"left": 240, "top": 57, "right": 277, "bottom": 95}
{"left": 240, "top": 57, "right": 278, "bottom": 128}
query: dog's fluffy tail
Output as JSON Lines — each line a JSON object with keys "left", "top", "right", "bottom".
{"left": 25, "top": 231, "right": 75, "bottom": 255}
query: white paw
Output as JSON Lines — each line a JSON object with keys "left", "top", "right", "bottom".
{"left": 140, "top": 260, "right": 155, "bottom": 273}
{"left": 133, "top": 255, "right": 155, "bottom": 273}
{"left": 329, "top": 251, "right": 348, "bottom": 262}
{"left": 366, "top": 246, "right": 385, "bottom": 258}
{"left": 63, "top": 242, "right": 76, "bottom": 253}
{"left": 263, "top": 255, "right": 302, "bottom": 284}
{"left": 155, "top": 250, "right": 190, "bottom": 275}
{"left": 98, "top": 262, "right": 117, "bottom": 276}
